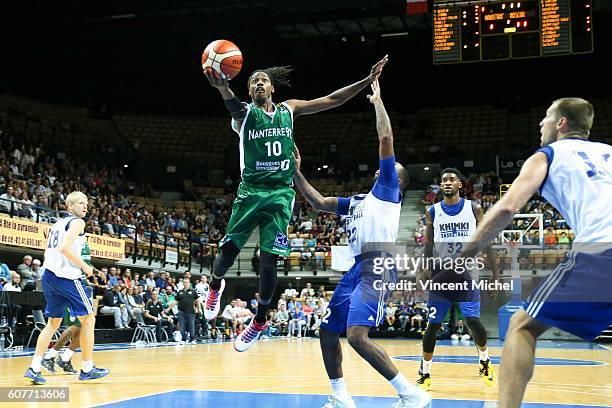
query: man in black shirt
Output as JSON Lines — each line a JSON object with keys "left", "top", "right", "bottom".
{"left": 143, "top": 291, "right": 175, "bottom": 342}
{"left": 176, "top": 278, "right": 198, "bottom": 343}
{"left": 100, "top": 285, "right": 129, "bottom": 329}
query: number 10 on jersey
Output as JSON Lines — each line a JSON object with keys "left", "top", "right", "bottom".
{"left": 265, "top": 141, "right": 282, "bottom": 156}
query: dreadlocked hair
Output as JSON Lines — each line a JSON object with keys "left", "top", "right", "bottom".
{"left": 248, "top": 66, "right": 294, "bottom": 88}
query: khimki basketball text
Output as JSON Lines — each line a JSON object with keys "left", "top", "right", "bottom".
{"left": 372, "top": 254, "right": 486, "bottom": 275}
{"left": 372, "top": 279, "right": 513, "bottom": 292}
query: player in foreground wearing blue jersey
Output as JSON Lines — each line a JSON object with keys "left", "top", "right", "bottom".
{"left": 462, "top": 98, "right": 612, "bottom": 408}
{"left": 24, "top": 192, "right": 109, "bottom": 384}
{"left": 293, "top": 78, "right": 431, "bottom": 408}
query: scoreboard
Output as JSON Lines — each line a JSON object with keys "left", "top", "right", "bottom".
{"left": 433, "top": 0, "right": 593, "bottom": 64}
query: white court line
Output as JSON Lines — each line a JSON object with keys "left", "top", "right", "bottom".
{"left": 529, "top": 387, "right": 612, "bottom": 398}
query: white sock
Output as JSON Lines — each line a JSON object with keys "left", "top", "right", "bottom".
{"left": 61, "top": 349, "right": 74, "bottom": 362}
{"left": 390, "top": 372, "right": 415, "bottom": 395}
{"left": 44, "top": 348, "right": 59, "bottom": 359}
{"left": 422, "top": 358, "right": 433, "bottom": 375}
{"left": 31, "top": 355, "right": 43, "bottom": 372}
{"left": 82, "top": 360, "right": 94, "bottom": 373}
{"left": 330, "top": 378, "right": 351, "bottom": 401}
{"left": 478, "top": 347, "right": 489, "bottom": 361}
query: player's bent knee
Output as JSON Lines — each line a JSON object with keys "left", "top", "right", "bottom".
{"left": 464, "top": 316, "right": 481, "bottom": 325}
{"left": 346, "top": 329, "right": 369, "bottom": 351}
{"left": 465, "top": 317, "right": 487, "bottom": 345}
{"left": 319, "top": 328, "right": 338, "bottom": 341}
{"left": 319, "top": 330, "right": 340, "bottom": 349}
{"left": 49, "top": 317, "right": 63, "bottom": 329}
{"left": 78, "top": 314, "right": 95, "bottom": 326}
{"left": 508, "top": 310, "right": 531, "bottom": 331}
{"left": 423, "top": 323, "right": 441, "bottom": 353}
{"left": 509, "top": 309, "right": 548, "bottom": 337}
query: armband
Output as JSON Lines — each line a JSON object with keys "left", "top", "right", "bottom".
{"left": 224, "top": 96, "right": 247, "bottom": 120}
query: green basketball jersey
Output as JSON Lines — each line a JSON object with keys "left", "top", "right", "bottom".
{"left": 81, "top": 241, "right": 92, "bottom": 278}
{"left": 235, "top": 102, "right": 295, "bottom": 186}
{"left": 82, "top": 241, "right": 92, "bottom": 266}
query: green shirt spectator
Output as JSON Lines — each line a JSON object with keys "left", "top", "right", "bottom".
{"left": 558, "top": 232, "right": 571, "bottom": 244}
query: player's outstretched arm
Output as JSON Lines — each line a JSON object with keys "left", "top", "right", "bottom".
{"left": 59, "top": 219, "right": 93, "bottom": 276}
{"left": 462, "top": 152, "right": 548, "bottom": 257}
{"left": 285, "top": 55, "right": 388, "bottom": 117}
{"left": 367, "top": 79, "right": 394, "bottom": 160}
{"left": 292, "top": 145, "right": 339, "bottom": 213}
{"left": 203, "top": 69, "right": 248, "bottom": 123}
{"left": 369, "top": 79, "right": 401, "bottom": 203}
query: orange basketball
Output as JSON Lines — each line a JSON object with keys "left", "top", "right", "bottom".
{"left": 201, "top": 39, "right": 243, "bottom": 80}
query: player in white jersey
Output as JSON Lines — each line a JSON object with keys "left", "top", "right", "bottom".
{"left": 416, "top": 168, "right": 499, "bottom": 391}
{"left": 293, "top": 78, "right": 431, "bottom": 408}
{"left": 24, "top": 191, "right": 109, "bottom": 384}
{"left": 463, "top": 98, "right": 612, "bottom": 408}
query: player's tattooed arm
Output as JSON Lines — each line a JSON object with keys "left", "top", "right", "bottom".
{"left": 285, "top": 55, "right": 388, "bottom": 116}
{"left": 293, "top": 145, "right": 339, "bottom": 213}
{"left": 463, "top": 152, "right": 548, "bottom": 257}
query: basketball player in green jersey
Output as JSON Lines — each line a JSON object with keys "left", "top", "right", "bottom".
{"left": 203, "top": 56, "right": 388, "bottom": 352}
{"left": 40, "top": 242, "right": 94, "bottom": 374}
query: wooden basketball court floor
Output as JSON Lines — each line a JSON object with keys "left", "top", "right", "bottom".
{"left": 0, "top": 337, "right": 610, "bottom": 407}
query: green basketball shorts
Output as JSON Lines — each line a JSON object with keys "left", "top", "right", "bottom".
{"left": 219, "top": 182, "right": 295, "bottom": 256}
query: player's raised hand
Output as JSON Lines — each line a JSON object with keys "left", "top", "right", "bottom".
{"left": 293, "top": 144, "right": 302, "bottom": 173}
{"left": 368, "top": 55, "right": 388, "bottom": 83}
{"left": 367, "top": 79, "right": 382, "bottom": 104}
{"left": 203, "top": 68, "right": 230, "bottom": 89}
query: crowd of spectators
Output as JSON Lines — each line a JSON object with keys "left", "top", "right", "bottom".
{"left": 1, "top": 128, "right": 360, "bottom": 272}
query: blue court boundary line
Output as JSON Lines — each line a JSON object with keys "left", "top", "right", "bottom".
{"left": 90, "top": 390, "right": 180, "bottom": 408}
{"left": 91, "top": 389, "right": 612, "bottom": 408}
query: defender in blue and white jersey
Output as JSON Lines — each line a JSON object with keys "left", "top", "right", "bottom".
{"left": 464, "top": 98, "right": 612, "bottom": 408}
{"left": 293, "top": 78, "right": 430, "bottom": 408}
{"left": 24, "top": 191, "right": 109, "bottom": 385}
{"left": 417, "top": 168, "right": 499, "bottom": 391}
